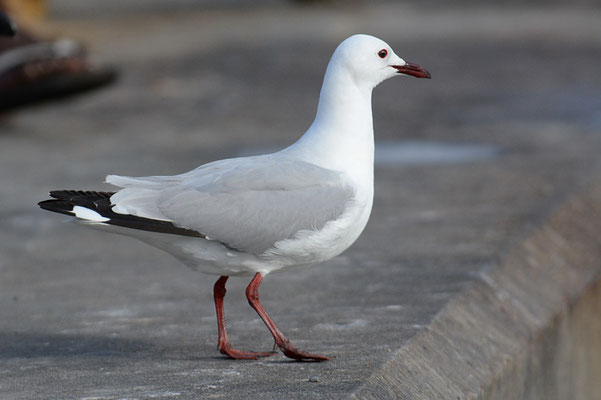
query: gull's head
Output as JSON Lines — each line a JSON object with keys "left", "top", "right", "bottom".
{"left": 330, "top": 34, "right": 431, "bottom": 89}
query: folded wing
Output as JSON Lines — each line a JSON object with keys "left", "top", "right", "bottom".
{"left": 107, "top": 155, "right": 355, "bottom": 254}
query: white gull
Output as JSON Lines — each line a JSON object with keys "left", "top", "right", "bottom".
{"left": 39, "top": 34, "right": 431, "bottom": 361}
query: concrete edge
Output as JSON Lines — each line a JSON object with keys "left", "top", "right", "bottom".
{"left": 351, "top": 183, "right": 601, "bottom": 399}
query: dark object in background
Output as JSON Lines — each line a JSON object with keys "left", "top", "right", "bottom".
{"left": 0, "top": 7, "right": 117, "bottom": 112}
{"left": 0, "top": 34, "right": 117, "bottom": 111}
{"left": 0, "top": 11, "right": 16, "bottom": 36}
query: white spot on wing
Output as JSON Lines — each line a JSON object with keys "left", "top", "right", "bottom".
{"left": 72, "top": 206, "right": 109, "bottom": 222}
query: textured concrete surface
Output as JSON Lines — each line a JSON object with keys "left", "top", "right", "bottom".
{"left": 1, "top": 3, "right": 601, "bottom": 399}
{"left": 353, "top": 186, "right": 601, "bottom": 399}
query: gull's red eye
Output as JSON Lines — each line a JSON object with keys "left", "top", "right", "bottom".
{"left": 378, "top": 49, "right": 388, "bottom": 59}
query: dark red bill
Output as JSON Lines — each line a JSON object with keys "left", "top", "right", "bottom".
{"left": 393, "top": 62, "right": 431, "bottom": 79}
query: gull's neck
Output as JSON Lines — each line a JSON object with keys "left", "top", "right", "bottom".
{"left": 285, "top": 59, "right": 375, "bottom": 183}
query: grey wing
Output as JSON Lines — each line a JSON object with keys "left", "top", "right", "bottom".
{"left": 108, "top": 156, "right": 355, "bottom": 254}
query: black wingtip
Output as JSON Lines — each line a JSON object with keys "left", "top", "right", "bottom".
{"left": 48, "top": 190, "right": 113, "bottom": 201}
{"left": 38, "top": 199, "right": 76, "bottom": 217}
{"left": 40, "top": 190, "right": 114, "bottom": 216}
{"left": 39, "top": 189, "right": 206, "bottom": 238}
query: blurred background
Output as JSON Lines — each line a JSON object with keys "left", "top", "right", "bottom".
{"left": 1, "top": 1, "right": 600, "bottom": 398}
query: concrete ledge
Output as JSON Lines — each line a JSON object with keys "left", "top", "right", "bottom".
{"left": 353, "top": 185, "right": 601, "bottom": 399}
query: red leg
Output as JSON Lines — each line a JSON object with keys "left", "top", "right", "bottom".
{"left": 213, "top": 276, "right": 275, "bottom": 359}
{"left": 245, "top": 273, "right": 330, "bottom": 361}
